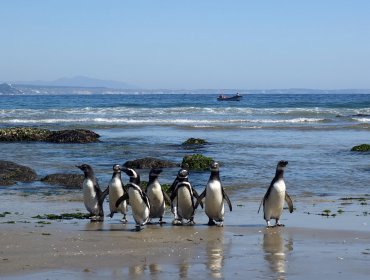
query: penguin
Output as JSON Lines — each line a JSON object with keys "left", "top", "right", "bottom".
{"left": 76, "top": 164, "right": 109, "bottom": 221}
{"left": 195, "top": 162, "right": 232, "bottom": 227}
{"left": 258, "top": 160, "right": 294, "bottom": 227}
{"left": 145, "top": 168, "right": 170, "bottom": 224}
{"left": 116, "top": 168, "right": 150, "bottom": 231}
{"left": 170, "top": 169, "right": 202, "bottom": 225}
{"left": 108, "top": 164, "right": 128, "bottom": 223}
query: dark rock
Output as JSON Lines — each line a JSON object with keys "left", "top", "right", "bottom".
{"left": 0, "top": 127, "right": 100, "bottom": 143}
{"left": 181, "top": 154, "right": 214, "bottom": 171}
{"left": 41, "top": 173, "right": 84, "bottom": 189}
{"left": 46, "top": 129, "right": 100, "bottom": 143}
{"left": 0, "top": 160, "right": 37, "bottom": 186}
{"left": 0, "top": 127, "right": 51, "bottom": 141}
{"left": 351, "top": 144, "right": 370, "bottom": 152}
{"left": 182, "top": 138, "right": 208, "bottom": 146}
{"left": 123, "top": 157, "right": 177, "bottom": 169}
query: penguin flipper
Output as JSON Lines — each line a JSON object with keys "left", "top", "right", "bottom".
{"left": 192, "top": 187, "right": 204, "bottom": 209}
{"left": 285, "top": 192, "right": 294, "bottom": 213}
{"left": 162, "top": 190, "right": 171, "bottom": 205}
{"left": 257, "top": 198, "right": 264, "bottom": 214}
{"left": 98, "top": 186, "right": 110, "bottom": 205}
{"left": 194, "top": 189, "right": 206, "bottom": 209}
{"left": 141, "top": 191, "right": 151, "bottom": 209}
{"left": 222, "top": 188, "right": 232, "bottom": 211}
{"left": 170, "top": 187, "right": 178, "bottom": 202}
{"left": 115, "top": 193, "right": 129, "bottom": 208}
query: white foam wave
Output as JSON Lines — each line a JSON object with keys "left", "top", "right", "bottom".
{"left": 353, "top": 118, "right": 370, "bottom": 123}
{"left": 1, "top": 117, "right": 325, "bottom": 125}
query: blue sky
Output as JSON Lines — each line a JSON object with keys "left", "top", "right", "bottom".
{"left": 1, "top": 0, "right": 369, "bottom": 89}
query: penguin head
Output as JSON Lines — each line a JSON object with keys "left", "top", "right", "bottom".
{"left": 177, "top": 169, "right": 189, "bottom": 181}
{"left": 112, "top": 164, "right": 121, "bottom": 172}
{"left": 210, "top": 161, "right": 219, "bottom": 172}
{"left": 277, "top": 160, "right": 288, "bottom": 171}
{"left": 149, "top": 168, "right": 163, "bottom": 178}
{"left": 76, "top": 164, "right": 94, "bottom": 176}
{"left": 122, "top": 167, "right": 140, "bottom": 184}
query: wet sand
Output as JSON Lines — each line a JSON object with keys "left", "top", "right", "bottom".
{"left": 1, "top": 199, "right": 370, "bottom": 279}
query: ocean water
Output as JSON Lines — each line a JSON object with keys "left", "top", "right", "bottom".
{"left": 1, "top": 92, "right": 370, "bottom": 201}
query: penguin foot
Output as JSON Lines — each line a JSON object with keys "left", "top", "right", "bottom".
{"left": 90, "top": 216, "right": 104, "bottom": 222}
{"left": 217, "top": 222, "right": 224, "bottom": 227}
{"left": 207, "top": 219, "right": 217, "bottom": 226}
{"left": 121, "top": 218, "right": 128, "bottom": 224}
{"left": 172, "top": 219, "right": 183, "bottom": 226}
{"left": 134, "top": 225, "right": 142, "bottom": 231}
{"left": 276, "top": 223, "right": 285, "bottom": 227}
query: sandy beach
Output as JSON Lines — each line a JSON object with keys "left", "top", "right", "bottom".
{"left": 1, "top": 196, "right": 369, "bottom": 280}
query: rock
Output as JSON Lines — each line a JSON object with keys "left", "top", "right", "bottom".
{"left": 182, "top": 138, "right": 208, "bottom": 146}
{"left": 0, "top": 160, "right": 37, "bottom": 186}
{"left": 123, "top": 157, "right": 177, "bottom": 169}
{"left": 0, "top": 127, "right": 51, "bottom": 141}
{"left": 0, "top": 127, "right": 100, "bottom": 143}
{"left": 41, "top": 174, "right": 84, "bottom": 189}
{"left": 181, "top": 154, "right": 214, "bottom": 171}
{"left": 46, "top": 129, "right": 100, "bottom": 143}
{"left": 351, "top": 144, "right": 370, "bottom": 152}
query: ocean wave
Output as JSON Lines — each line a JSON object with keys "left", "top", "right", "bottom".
{"left": 1, "top": 117, "right": 327, "bottom": 125}
{"left": 352, "top": 117, "right": 370, "bottom": 123}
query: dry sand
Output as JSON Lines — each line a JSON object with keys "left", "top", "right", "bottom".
{"left": 1, "top": 204, "right": 370, "bottom": 279}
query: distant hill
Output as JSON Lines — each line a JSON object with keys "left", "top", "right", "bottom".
{"left": 14, "top": 76, "right": 137, "bottom": 89}
{"left": 0, "top": 83, "right": 23, "bottom": 94}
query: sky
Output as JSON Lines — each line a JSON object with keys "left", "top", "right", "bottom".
{"left": 0, "top": 0, "right": 370, "bottom": 89}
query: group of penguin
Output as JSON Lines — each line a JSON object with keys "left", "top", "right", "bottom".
{"left": 76, "top": 160, "right": 294, "bottom": 231}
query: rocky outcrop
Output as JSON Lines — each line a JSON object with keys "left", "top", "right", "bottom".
{"left": 351, "top": 144, "right": 370, "bottom": 152}
{"left": 182, "top": 138, "right": 208, "bottom": 146}
{"left": 41, "top": 174, "right": 84, "bottom": 189}
{"left": 123, "top": 157, "right": 177, "bottom": 169}
{"left": 0, "top": 160, "right": 37, "bottom": 186}
{"left": 0, "top": 127, "right": 100, "bottom": 143}
{"left": 181, "top": 154, "right": 214, "bottom": 171}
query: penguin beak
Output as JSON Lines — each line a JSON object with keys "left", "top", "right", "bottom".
{"left": 76, "top": 165, "right": 83, "bottom": 170}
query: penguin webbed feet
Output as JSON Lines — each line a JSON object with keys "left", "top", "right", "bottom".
{"left": 90, "top": 215, "right": 104, "bottom": 222}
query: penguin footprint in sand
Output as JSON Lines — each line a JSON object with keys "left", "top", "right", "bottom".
{"left": 258, "top": 160, "right": 294, "bottom": 228}
{"left": 76, "top": 164, "right": 109, "bottom": 222}
{"left": 108, "top": 164, "right": 128, "bottom": 223}
{"left": 116, "top": 168, "right": 150, "bottom": 231}
{"left": 195, "top": 162, "right": 232, "bottom": 227}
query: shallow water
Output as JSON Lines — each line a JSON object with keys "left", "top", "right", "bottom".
{"left": 1, "top": 92, "right": 370, "bottom": 200}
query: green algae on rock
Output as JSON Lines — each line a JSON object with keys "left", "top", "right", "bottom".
{"left": 182, "top": 138, "right": 208, "bottom": 146}
{"left": 181, "top": 154, "right": 214, "bottom": 171}
{"left": 351, "top": 144, "right": 370, "bottom": 152}
{"left": 0, "top": 127, "right": 100, "bottom": 143}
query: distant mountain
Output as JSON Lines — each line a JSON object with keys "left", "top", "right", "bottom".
{"left": 14, "top": 76, "right": 137, "bottom": 89}
{"left": 0, "top": 83, "right": 23, "bottom": 94}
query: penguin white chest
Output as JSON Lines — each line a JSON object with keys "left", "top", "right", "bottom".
{"left": 109, "top": 178, "right": 126, "bottom": 213}
{"left": 83, "top": 179, "right": 99, "bottom": 215}
{"left": 265, "top": 179, "right": 286, "bottom": 219}
{"left": 129, "top": 188, "right": 150, "bottom": 224}
{"left": 177, "top": 187, "right": 194, "bottom": 220}
{"left": 147, "top": 182, "right": 165, "bottom": 218}
{"left": 205, "top": 180, "right": 224, "bottom": 220}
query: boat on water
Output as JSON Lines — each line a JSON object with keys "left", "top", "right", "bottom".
{"left": 217, "top": 93, "right": 242, "bottom": 101}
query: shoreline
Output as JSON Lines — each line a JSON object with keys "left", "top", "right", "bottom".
{"left": 1, "top": 196, "right": 369, "bottom": 279}
{"left": 1, "top": 221, "right": 369, "bottom": 279}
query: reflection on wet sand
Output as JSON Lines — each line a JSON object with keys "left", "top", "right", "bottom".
{"left": 206, "top": 228, "right": 225, "bottom": 279}
{"left": 263, "top": 228, "right": 293, "bottom": 279}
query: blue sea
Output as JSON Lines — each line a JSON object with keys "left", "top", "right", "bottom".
{"left": 0, "top": 91, "right": 370, "bottom": 205}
